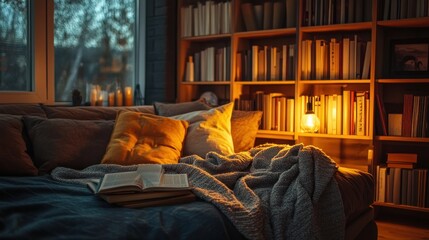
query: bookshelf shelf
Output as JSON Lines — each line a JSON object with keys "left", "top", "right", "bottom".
{"left": 181, "top": 81, "right": 231, "bottom": 85}
{"left": 234, "top": 28, "right": 296, "bottom": 38}
{"left": 256, "top": 130, "right": 294, "bottom": 140}
{"left": 181, "top": 34, "right": 232, "bottom": 42}
{"left": 375, "top": 136, "right": 429, "bottom": 143}
{"left": 300, "top": 22, "right": 373, "bottom": 33}
{"left": 377, "top": 17, "right": 429, "bottom": 28}
{"left": 298, "top": 133, "right": 372, "bottom": 140}
{"left": 234, "top": 81, "right": 295, "bottom": 85}
{"left": 377, "top": 79, "right": 429, "bottom": 84}
{"left": 300, "top": 79, "right": 371, "bottom": 84}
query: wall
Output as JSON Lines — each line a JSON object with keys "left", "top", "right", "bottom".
{"left": 145, "top": 0, "right": 176, "bottom": 104}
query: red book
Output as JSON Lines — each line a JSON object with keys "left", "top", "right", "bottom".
{"left": 375, "top": 93, "right": 387, "bottom": 136}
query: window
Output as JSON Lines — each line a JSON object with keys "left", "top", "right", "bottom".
{"left": 0, "top": 0, "right": 145, "bottom": 104}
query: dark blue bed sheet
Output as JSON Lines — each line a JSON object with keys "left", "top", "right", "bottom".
{"left": 0, "top": 176, "right": 244, "bottom": 240}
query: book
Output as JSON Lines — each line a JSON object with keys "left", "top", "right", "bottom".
{"left": 95, "top": 164, "right": 191, "bottom": 195}
{"left": 387, "top": 153, "right": 418, "bottom": 163}
{"left": 241, "top": 3, "right": 258, "bottom": 31}
{"left": 120, "top": 192, "right": 196, "bottom": 208}
{"left": 388, "top": 113, "right": 402, "bottom": 136}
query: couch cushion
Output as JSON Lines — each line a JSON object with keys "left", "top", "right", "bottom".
{"left": 0, "top": 104, "right": 46, "bottom": 118}
{"left": 171, "top": 102, "right": 234, "bottom": 158}
{"left": 23, "top": 116, "right": 114, "bottom": 174}
{"left": 102, "top": 111, "right": 188, "bottom": 165}
{"left": 0, "top": 114, "right": 38, "bottom": 176}
{"left": 153, "top": 100, "right": 210, "bottom": 117}
{"left": 41, "top": 105, "right": 154, "bottom": 120}
{"left": 231, "top": 110, "right": 262, "bottom": 152}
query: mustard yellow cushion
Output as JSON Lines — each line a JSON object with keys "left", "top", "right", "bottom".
{"left": 102, "top": 111, "right": 188, "bottom": 165}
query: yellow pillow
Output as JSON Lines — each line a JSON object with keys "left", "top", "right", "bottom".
{"left": 171, "top": 102, "right": 234, "bottom": 158}
{"left": 102, "top": 111, "right": 188, "bottom": 165}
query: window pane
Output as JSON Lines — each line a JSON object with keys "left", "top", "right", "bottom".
{"left": 54, "top": 0, "right": 136, "bottom": 104}
{"left": 0, "top": 0, "right": 32, "bottom": 91}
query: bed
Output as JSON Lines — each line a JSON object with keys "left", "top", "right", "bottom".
{"left": 0, "top": 102, "right": 377, "bottom": 239}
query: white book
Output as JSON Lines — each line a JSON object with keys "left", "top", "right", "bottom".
{"left": 301, "top": 40, "right": 307, "bottom": 79}
{"left": 207, "top": 47, "right": 215, "bottom": 81}
{"left": 210, "top": 2, "right": 216, "bottom": 35}
{"left": 356, "top": 91, "right": 366, "bottom": 136}
{"left": 287, "top": 98, "right": 294, "bottom": 132}
{"left": 349, "top": 38, "right": 356, "bottom": 79}
{"left": 282, "top": 45, "right": 287, "bottom": 80}
{"left": 379, "top": 167, "right": 387, "bottom": 202}
{"left": 198, "top": 2, "right": 204, "bottom": 35}
{"left": 204, "top": 1, "right": 211, "bottom": 35}
{"left": 193, "top": 7, "right": 199, "bottom": 36}
{"left": 315, "top": 39, "right": 323, "bottom": 79}
{"left": 320, "top": 94, "right": 327, "bottom": 134}
{"left": 361, "top": 41, "right": 371, "bottom": 79}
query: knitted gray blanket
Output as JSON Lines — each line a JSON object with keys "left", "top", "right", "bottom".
{"left": 51, "top": 143, "right": 345, "bottom": 240}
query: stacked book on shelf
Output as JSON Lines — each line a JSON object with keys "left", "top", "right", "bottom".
{"left": 88, "top": 164, "right": 194, "bottom": 208}
{"left": 382, "top": 0, "right": 429, "bottom": 20}
{"left": 376, "top": 153, "right": 428, "bottom": 208}
{"left": 240, "top": 0, "right": 296, "bottom": 31}
{"left": 301, "top": 36, "right": 371, "bottom": 80}
{"left": 184, "top": 46, "right": 231, "bottom": 82}
{"left": 303, "top": 0, "right": 372, "bottom": 26}
{"left": 181, "top": 1, "right": 231, "bottom": 37}
{"left": 236, "top": 44, "right": 295, "bottom": 81}
{"left": 235, "top": 91, "right": 294, "bottom": 132}
{"left": 300, "top": 90, "right": 370, "bottom": 135}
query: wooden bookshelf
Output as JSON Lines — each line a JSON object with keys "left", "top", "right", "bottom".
{"left": 177, "top": 0, "right": 429, "bottom": 216}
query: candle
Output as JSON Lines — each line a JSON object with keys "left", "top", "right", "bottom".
{"left": 90, "top": 87, "right": 98, "bottom": 106}
{"left": 124, "top": 86, "right": 133, "bottom": 106}
{"left": 108, "top": 92, "right": 115, "bottom": 106}
{"left": 116, "top": 89, "right": 123, "bottom": 106}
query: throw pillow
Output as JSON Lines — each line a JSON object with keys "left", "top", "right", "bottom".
{"left": 231, "top": 110, "right": 263, "bottom": 152}
{"left": 153, "top": 100, "right": 210, "bottom": 117}
{"left": 0, "top": 114, "right": 38, "bottom": 176}
{"left": 102, "top": 111, "right": 189, "bottom": 165}
{"left": 171, "top": 102, "right": 234, "bottom": 158}
{"left": 23, "top": 116, "right": 114, "bottom": 174}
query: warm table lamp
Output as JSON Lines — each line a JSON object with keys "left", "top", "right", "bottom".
{"left": 301, "top": 100, "right": 320, "bottom": 133}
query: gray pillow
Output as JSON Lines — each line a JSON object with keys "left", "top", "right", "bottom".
{"left": 23, "top": 116, "right": 114, "bottom": 174}
{"left": 153, "top": 100, "right": 210, "bottom": 117}
{"left": 0, "top": 114, "right": 38, "bottom": 176}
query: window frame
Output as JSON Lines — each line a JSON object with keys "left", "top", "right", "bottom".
{"left": 0, "top": 0, "right": 145, "bottom": 105}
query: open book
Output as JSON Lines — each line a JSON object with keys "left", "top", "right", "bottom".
{"left": 88, "top": 164, "right": 195, "bottom": 207}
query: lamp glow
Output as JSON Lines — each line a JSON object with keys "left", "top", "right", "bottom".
{"left": 301, "top": 100, "right": 320, "bottom": 133}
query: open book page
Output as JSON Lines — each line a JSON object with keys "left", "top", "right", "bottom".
{"left": 159, "top": 174, "right": 190, "bottom": 188}
{"left": 98, "top": 171, "right": 143, "bottom": 194}
{"left": 137, "top": 164, "right": 164, "bottom": 188}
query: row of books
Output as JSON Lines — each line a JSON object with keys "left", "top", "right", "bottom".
{"left": 301, "top": 36, "right": 371, "bottom": 80}
{"left": 382, "top": 0, "right": 429, "bottom": 20}
{"left": 184, "top": 46, "right": 231, "bottom": 82}
{"left": 236, "top": 44, "right": 295, "bottom": 81}
{"left": 300, "top": 90, "right": 370, "bottom": 135}
{"left": 303, "top": 0, "right": 372, "bottom": 26}
{"left": 376, "top": 166, "right": 428, "bottom": 208}
{"left": 376, "top": 94, "right": 429, "bottom": 138}
{"left": 181, "top": 1, "right": 231, "bottom": 37}
{"left": 235, "top": 91, "right": 295, "bottom": 132}
{"left": 240, "top": 0, "right": 296, "bottom": 31}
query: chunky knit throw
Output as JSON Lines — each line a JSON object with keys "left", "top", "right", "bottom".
{"left": 52, "top": 144, "right": 345, "bottom": 240}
